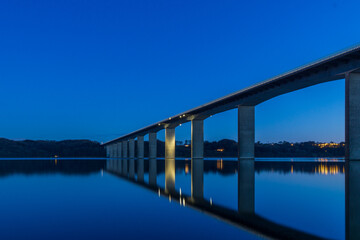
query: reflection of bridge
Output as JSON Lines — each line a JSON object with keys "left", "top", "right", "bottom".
{"left": 106, "top": 158, "right": 360, "bottom": 240}
{"left": 104, "top": 46, "right": 360, "bottom": 160}
{"left": 106, "top": 159, "right": 327, "bottom": 240}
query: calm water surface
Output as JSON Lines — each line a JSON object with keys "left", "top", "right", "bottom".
{"left": 0, "top": 158, "right": 350, "bottom": 239}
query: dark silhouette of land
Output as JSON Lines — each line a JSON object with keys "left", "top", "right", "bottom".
{"left": 0, "top": 138, "right": 344, "bottom": 158}
{"left": 0, "top": 138, "right": 105, "bottom": 158}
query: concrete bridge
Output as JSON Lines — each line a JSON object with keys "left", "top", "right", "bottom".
{"left": 104, "top": 45, "right": 360, "bottom": 160}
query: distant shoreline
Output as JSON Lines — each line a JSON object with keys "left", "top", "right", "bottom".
{"left": 0, "top": 138, "right": 344, "bottom": 158}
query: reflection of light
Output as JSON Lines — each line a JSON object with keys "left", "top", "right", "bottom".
{"left": 217, "top": 160, "right": 223, "bottom": 170}
{"left": 158, "top": 189, "right": 160, "bottom": 197}
{"left": 210, "top": 198, "right": 213, "bottom": 205}
{"left": 179, "top": 188, "right": 182, "bottom": 196}
{"left": 314, "top": 164, "right": 342, "bottom": 175}
{"left": 169, "top": 195, "right": 172, "bottom": 202}
{"left": 291, "top": 165, "right": 293, "bottom": 174}
{"left": 216, "top": 148, "right": 224, "bottom": 152}
{"left": 316, "top": 158, "right": 339, "bottom": 162}
{"left": 55, "top": 159, "right": 57, "bottom": 165}
{"left": 101, "top": 169, "right": 103, "bottom": 177}
{"left": 184, "top": 145, "right": 189, "bottom": 147}
{"left": 185, "top": 164, "right": 189, "bottom": 174}
{"left": 183, "top": 198, "right": 186, "bottom": 206}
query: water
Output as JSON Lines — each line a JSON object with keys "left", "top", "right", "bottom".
{"left": 0, "top": 158, "right": 350, "bottom": 239}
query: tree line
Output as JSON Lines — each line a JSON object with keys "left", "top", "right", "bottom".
{"left": 0, "top": 138, "right": 345, "bottom": 158}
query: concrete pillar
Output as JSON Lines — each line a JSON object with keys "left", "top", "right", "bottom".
{"left": 122, "top": 141, "right": 128, "bottom": 176}
{"left": 149, "top": 158, "right": 157, "bottom": 186}
{"left": 122, "top": 141, "right": 128, "bottom": 159}
{"left": 129, "top": 139, "right": 135, "bottom": 159}
{"left": 346, "top": 161, "right": 360, "bottom": 240}
{"left": 346, "top": 73, "right": 360, "bottom": 160}
{"left": 191, "top": 120, "right": 204, "bottom": 159}
{"left": 165, "top": 128, "right": 175, "bottom": 159}
{"left": 165, "top": 157, "right": 175, "bottom": 193}
{"left": 191, "top": 158, "right": 204, "bottom": 199}
{"left": 110, "top": 145, "right": 115, "bottom": 158}
{"left": 137, "top": 136, "right": 144, "bottom": 159}
{"left": 105, "top": 146, "right": 110, "bottom": 158}
{"left": 149, "top": 132, "right": 157, "bottom": 159}
{"left": 114, "top": 143, "right": 119, "bottom": 158}
{"left": 238, "top": 106, "right": 255, "bottom": 159}
{"left": 117, "top": 142, "right": 122, "bottom": 158}
{"left": 238, "top": 160, "right": 255, "bottom": 213}
{"left": 108, "top": 145, "right": 112, "bottom": 158}
{"left": 137, "top": 158, "right": 144, "bottom": 182}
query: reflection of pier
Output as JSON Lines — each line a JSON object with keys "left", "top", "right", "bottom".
{"left": 107, "top": 158, "right": 332, "bottom": 240}
{"left": 346, "top": 161, "right": 360, "bottom": 240}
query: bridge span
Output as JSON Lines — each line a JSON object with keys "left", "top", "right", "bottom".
{"left": 104, "top": 45, "right": 360, "bottom": 160}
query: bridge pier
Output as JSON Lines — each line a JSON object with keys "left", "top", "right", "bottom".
{"left": 191, "top": 157, "right": 204, "bottom": 200}
{"left": 165, "top": 128, "right": 176, "bottom": 159}
{"left": 191, "top": 120, "right": 204, "bottom": 159}
{"left": 129, "top": 139, "right": 135, "bottom": 159}
{"left": 122, "top": 141, "right": 128, "bottom": 159}
{"left": 137, "top": 136, "right": 144, "bottom": 159}
{"left": 105, "top": 146, "right": 109, "bottom": 158}
{"left": 117, "top": 142, "right": 122, "bottom": 158}
{"left": 112, "top": 144, "right": 116, "bottom": 158}
{"left": 346, "top": 72, "right": 360, "bottom": 160}
{"left": 238, "top": 106, "right": 255, "bottom": 160}
{"left": 149, "top": 132, "right": 157, "bottom": 159}
{"left": 238, "top": 160, "right": 255, "bottom": 213}
{"left": 109, "top": 145, "right": 113, "bottom": 158}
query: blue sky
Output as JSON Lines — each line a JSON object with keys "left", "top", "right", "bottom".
{"left": 0, "top": 0, "right": 359, "bottom": 143}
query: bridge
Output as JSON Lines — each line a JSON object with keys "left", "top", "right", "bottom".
{"left": 103, "top": 45, "right": 360, "bottom": 160}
